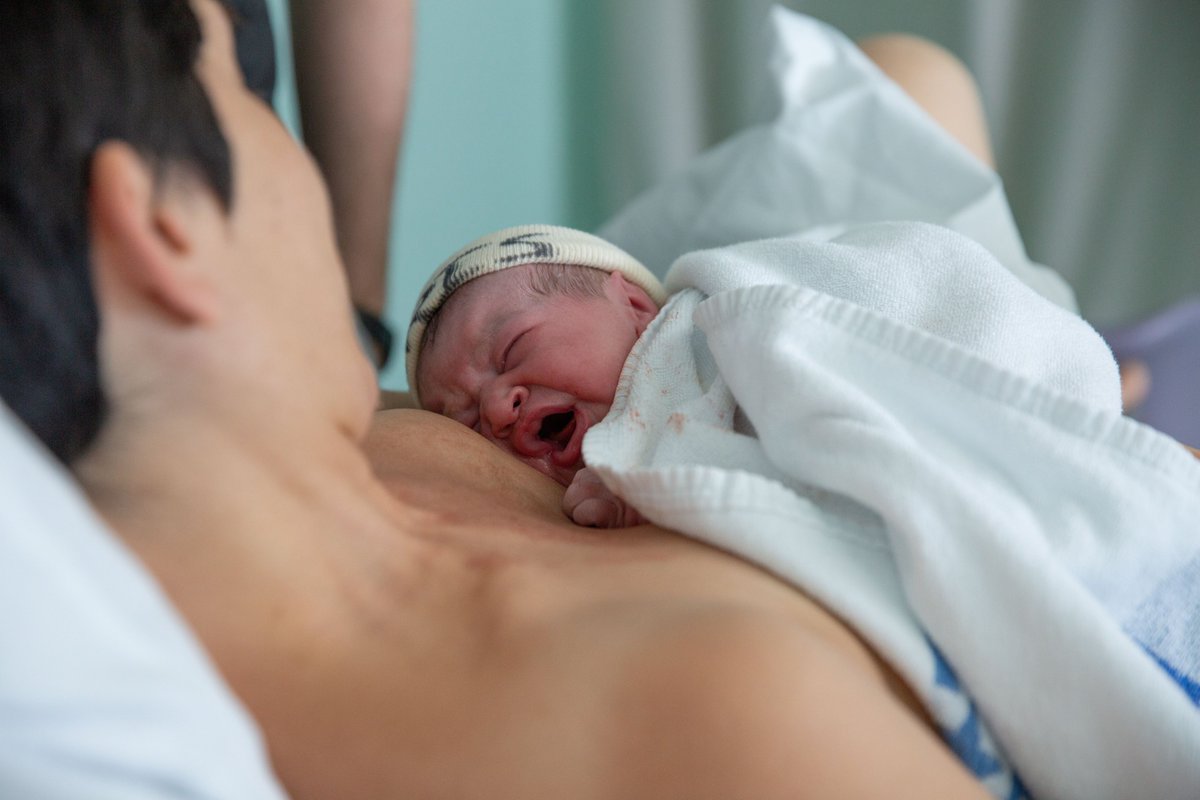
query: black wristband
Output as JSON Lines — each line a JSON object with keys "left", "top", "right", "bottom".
{"left": 355, "top": 307, "right": 395, "bottom": 370}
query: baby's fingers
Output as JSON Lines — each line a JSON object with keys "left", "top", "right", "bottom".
{"left": 570, "top": 497, "right": 624, "bottom": 528}
{"left": 564, "top": 468, "right": 626, "bottom": 528}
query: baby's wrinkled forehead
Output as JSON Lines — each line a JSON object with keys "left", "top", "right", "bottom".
{"left": 421, "top": 266, "right": 533, "bottom": 351}
{"left": 415, "top": 268, "right": 536, "bottom": 392}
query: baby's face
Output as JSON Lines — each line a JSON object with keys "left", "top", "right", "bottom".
{"left": 417, "top": 265, "right": 656, "bottom": 486}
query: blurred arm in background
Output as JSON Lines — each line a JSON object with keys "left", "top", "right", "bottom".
{"left": 290, "top": 0, "right": 414, "bottom": 318}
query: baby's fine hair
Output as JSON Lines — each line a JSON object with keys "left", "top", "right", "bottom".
{"left": 524, "top": 262, "right": 610, "bottom": 300}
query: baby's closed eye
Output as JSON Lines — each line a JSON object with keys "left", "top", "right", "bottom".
{"left": 499, "top": 330, "right": 530, "bottom": 372}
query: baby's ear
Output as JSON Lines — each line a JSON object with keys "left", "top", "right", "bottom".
{"left": 606, "top": 271, "right": 659, "bottom": 334}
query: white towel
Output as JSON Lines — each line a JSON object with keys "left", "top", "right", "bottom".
{"left": 583, "top": 222, "right": 1200, "bottom": 800}
{"left": 666, "top": 222, "right": 1120, "bottom": 410}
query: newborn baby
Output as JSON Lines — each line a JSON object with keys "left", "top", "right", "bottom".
{"left": 407, "top": 225, "right": 667, "bottom": 528}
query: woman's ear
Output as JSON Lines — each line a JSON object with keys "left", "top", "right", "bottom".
{"left": 88, "top": 141, "right": 219, "bottom": 324}
{"left": 607, "top": 271, "right": 660, "bottom": 334}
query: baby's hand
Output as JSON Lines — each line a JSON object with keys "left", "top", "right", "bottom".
{"left": 563, "top": 467, "right": 645, "bottom": 528}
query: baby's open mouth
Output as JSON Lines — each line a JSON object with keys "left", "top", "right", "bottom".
{"left": 538, "top": 410, "right": 576, "bottom": 448}
{"left": 523, "top": 406, "right": 587, "bottom": 474}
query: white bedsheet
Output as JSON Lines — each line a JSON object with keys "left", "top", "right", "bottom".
{"left": 599, "top": 6, "right": 1076, "bottom": 314}
{"left": 0, "top": 405, "right": 287, "bottom": 800}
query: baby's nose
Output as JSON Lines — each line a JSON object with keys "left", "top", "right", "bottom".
{"left": 482, "top": 384, "right": 528, "bottom": 439}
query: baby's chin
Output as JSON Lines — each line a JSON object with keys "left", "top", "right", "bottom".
{"left": 518, "top": 454, "right": 583, "bottom": 488}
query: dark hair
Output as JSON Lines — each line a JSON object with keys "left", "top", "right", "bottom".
{"left": 0, "top": 0, "right": 233, "bottom": 462}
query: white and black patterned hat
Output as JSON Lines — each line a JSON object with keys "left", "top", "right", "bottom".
{"left": 405, "top": 224, "right": 667, "bottom": 403}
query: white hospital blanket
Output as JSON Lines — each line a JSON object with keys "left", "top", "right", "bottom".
{"left": 583, "top": 223, "right": 1200, "bottom": 800}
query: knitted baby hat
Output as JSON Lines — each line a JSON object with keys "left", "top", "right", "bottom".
{"left": 405, "top": 224, "right": 667, "bottom": 404}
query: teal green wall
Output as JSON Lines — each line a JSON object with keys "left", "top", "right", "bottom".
{"left": 264, "top": 0, "right": 299, "bottom": 137}
{"left": 267, "top": 0, "right": 573, "bottom": 388}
